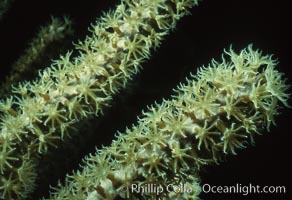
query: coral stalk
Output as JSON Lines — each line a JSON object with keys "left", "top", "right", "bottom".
{"left": 0, "top": 16, "right": 73, "bottom": 97}
{"left": 0, "top": 0, "right": 200, "bottom": 199}
{"left": 45, "top": 45, "right": 290, "bottom": 199}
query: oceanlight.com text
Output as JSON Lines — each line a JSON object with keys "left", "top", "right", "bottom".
{"left": 202, "top": 183, "right": 286, "bottom": 195}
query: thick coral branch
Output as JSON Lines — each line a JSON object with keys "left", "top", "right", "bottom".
{"left": 45, "top": 45, "right": 290, "bottom": 199}
{"left": 0, "top": 0, "right": 200, "bottom": 199}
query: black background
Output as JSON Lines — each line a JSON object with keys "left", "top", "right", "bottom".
{"left": 0, "top": 0, "right": 291, "bottom": 199}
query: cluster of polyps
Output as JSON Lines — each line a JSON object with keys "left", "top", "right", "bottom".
{"left": 0, "top": 0, "right": 200, "bottom": 199}
{"left": 45, "top": 45, "right": 290, "bottom": 199}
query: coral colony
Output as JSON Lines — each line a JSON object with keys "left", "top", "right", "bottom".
{"left": 0, "top": 0, "right": 200, "bottom": 199}
{"left": 0, "top": 0, "right": 290, "bottom": 199}
{"left": 45, "top": 45, "right": 290, "bottom": 199}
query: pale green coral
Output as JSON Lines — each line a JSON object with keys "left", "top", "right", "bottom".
{"left": 0, "top": 16, "right": 73, "bottom": 96}
{"left": 0, "top": 0, "right": 200, "bottom": 199}
{"left": 44, "top": 45, "right": 290, "bottom": 199}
